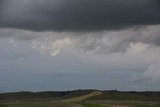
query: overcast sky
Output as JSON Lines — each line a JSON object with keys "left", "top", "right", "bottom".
{"left": 0, "top": 0, "right": 160, "bottom": 92}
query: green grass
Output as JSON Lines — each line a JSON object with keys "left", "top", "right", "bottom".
{"left": 1, "top": 90, "right": 160, "bottom": 107}
{"left": 63, "top": 91, "right": 102, "bottom": 102}
{"left": 1, "top": 101, "right": 160, "bottom": 107}
{"left": 131, "top": 103, "right": 160, "bottom": 107}
{"left": 0, "top": 102, "right": 81, "bottom": 107}
{"left": 84, "top": 100, "right": 160, "bottom": 107}
{"left": 82, "top": 103, "right": 111, "bottom": 107}
{"left": 1, "top": 91, "right": 160, "bottom": 102}
{"left": 87, "top": 91, "right": 160, "bottom": 101}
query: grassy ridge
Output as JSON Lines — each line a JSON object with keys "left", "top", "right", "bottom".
{"left": 1, "top": 90, "right": 160, "bottom": 102}
{"left": 0, "top": 90, "right": 160, "bottom": 107}
{"left": 63, "top": 91, "right": 102, "bottom": 101}
{"left": 0, "top": 90, "right": 95, "bottom": 102}
{"left": 86, "top": 91, "right": 160, "bottom": 102}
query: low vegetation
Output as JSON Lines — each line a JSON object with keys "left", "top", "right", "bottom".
{"left": 87, "top": 91, "right": 160, "bottom": 102}
{"left": 0, "top": 90, "right": 160, "bottom": 107}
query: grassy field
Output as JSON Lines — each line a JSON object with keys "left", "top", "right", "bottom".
{"left": 82, "top": 103, "right": 111, "bottom": 107}
{"left": 0, "top": 90, "right": 160, "bottom": 107}
{"left": 1, "top": 101, "right": 159, "bottom": 107}
{"left": 0, "top": 101, "right": 83, "bottom": 107}
{"left": 0, "top": 101, "right": 160, "bottom": 107}
{"left": 85, "top": 100, "right": 160, "bottom": 107}
{"left": 63, "top": 91, "right": 102, "bottom": 102}
{"left": 0, "top": 102, "right": 113, "bottom": 107}
{"left": 0, "top": 102, "right": 111, "bottom": 107}
{"left": 87, "top": 91, "right": 160, "bottom": 102}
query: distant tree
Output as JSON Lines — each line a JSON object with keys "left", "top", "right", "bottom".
{"left": 114, "top": 89, "right": 117, "bottom": 92}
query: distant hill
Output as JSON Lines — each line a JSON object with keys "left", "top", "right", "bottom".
{"left": 86, "top": 90, "right": 160, "bottom": 102}
{"left": 0, "top": 90, "right": 160, "bottom": 102}
{"left": 0, "top": 89, "right": 96, "bottom": 102}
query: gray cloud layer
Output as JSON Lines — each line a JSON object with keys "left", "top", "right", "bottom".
{"left": 0, "top": 25, "right": 159, "bottom": 55}
{"left": 0, "top": 0, "right": 160, "bottom": 31}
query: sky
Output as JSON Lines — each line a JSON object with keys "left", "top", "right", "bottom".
{"left": 0, "top": 0, "right": 160, "bottom": 92}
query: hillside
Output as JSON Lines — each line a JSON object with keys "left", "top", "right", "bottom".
{"left": 0, "top": 90, "right": 160, "bottom": 102}
{"left": 0, "top": 90, "right": 160, "bottom": 107}
{"left": 0, "top": 90, "right": 96, "bottom": 102}
{"left": 86, "top": 91, "right": 160, "bottom": 102}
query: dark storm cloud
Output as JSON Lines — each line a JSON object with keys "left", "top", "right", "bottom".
{"left": 0, "top": 0, "right": 160, "bottom": 31}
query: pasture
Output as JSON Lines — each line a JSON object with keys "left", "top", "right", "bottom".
{"left": 0, "top": 90, "right": 160, "bottom": 107}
